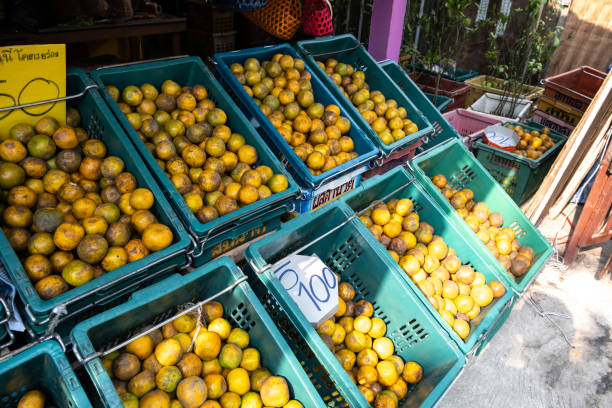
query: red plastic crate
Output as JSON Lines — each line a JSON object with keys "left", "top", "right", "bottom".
{"left": 542, "top": 66, "right": 606, "bottom": 112}
{"left": 409, "top": 72, "right": 471, "bottom": 111}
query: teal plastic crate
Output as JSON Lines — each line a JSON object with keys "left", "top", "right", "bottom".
{"left": 0, "top": 340, "right": 92, "bottom": 407}
{"left": 296, "top": 34, "right": 434, "bottom": 158}
{"left": 413, "top": 63, "right": 479, "bottom": 82}
{"left": 378, "top": 60, "right": 460, "bottom": 152}
{"left": 213, "top": 44, "right": 379, "bottom": 213}
{"left": 411, "top": 138, "right": 554, "bottom": 294}
{"left": 0, "top": 70, "right": 190, "bottom": 338}
{"left": 244, "top": 202, "right": 465, "bottom": 407}
{"left": 473, "top": 121, "right": 568, "bottom": 204}
{"left": 71, "top": 257, "right": 325, "bottom": 408}
{"left": 339, "top": 166, "right": 516, "bottom": 355}
{"left": 425, "top": 92, "right": 453, "bottom": 112}
{"left": 90, "top": 57, "right": 299, "bottom": 264}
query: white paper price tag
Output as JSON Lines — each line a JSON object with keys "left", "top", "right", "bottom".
{"left": 272, "top": 254, "right": 339, "bottom": 327}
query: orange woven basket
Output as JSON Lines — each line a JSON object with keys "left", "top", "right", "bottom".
{"left": 243, "top": 0, "right": 302, "bottom": 40}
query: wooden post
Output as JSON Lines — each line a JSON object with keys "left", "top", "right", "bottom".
{"left": 367, "top": 0, "right": 408, "bottom": 62}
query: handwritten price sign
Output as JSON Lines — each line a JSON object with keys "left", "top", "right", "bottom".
{"left": 272, "top": 254, "right": 338, "bottom": 327}
{"left": 0, "top": 45, "right": 66, "bottom": 135}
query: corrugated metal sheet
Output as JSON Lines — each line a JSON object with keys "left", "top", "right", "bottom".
{"left": 547, "top": 0, "right": 612, "bottom": 76}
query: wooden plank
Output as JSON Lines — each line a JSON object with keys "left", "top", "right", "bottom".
{"left": 522, "top": 72, "right": 612, "bottom": 223}
{"left": 564, "top": 141, "right": 612, "bottom": 263}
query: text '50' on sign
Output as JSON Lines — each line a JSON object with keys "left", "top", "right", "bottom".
{"left": 272, "top": 254, "right": 338, "bottom": 327}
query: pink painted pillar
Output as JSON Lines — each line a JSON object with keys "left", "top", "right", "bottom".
{"left": 368, "top": 0, "right": 408, "bottom": 62}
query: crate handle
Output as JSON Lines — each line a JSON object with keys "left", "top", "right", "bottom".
{"left": 73, "top": 274, "right": 248, "bottom": 365}
{"left": 382, "top": 126, "right": 434, "bottom": 159}
{"left": 0, "top": 296, "right": 15, "bottom": 349}
{"left": 24, "top": 244, "right": 189, "bottom": 329}
{"left": 305, "top": 151, "right": 374, "bottom": 190}
{"left": 0, "top": 330, "right": 63, "bottom": 363}
{"left": 0, "top": 84, "right": 98, "bottom": 113}
{"left": 250, "top": 176, "right": 417, "bottom": 275}
{"left": 301, "top": 42, "right": 363, "bottom": 59}
{"left": 94, "top": 55, "right": 190, "bottom": 70}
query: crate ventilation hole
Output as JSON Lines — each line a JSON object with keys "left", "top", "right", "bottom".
{"left": 448, "top": 165, "right": 476, "bottom": 190}
{"left": 324, "top": 236, "right": 362, "bottom": 275}
{"left": 261, "top": 289, "right": 344, "bottom": 405}
{"left": 87, "top": 114, "right": 104, "bottom": 140}
{"left": 229, "top": 302, "right": 255, "bottom": 330}
{"left": 407, "top": 196, "right": 423, "bottom": 213}
{"left": 389, "top": 318, "right": 429, "bottom": 352}
{"left": 508, "top": 221, "right": 526, "bottom": 239}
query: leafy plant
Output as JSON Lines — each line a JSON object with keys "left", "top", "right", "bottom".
{"left": 401, "top": 0, "right": 483, "bottom": 100}
{"left": 484, "top": 0, "right": 566, "bottom": 117}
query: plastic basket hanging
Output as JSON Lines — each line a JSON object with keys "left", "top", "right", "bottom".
{"left": 214, "top": 0, "right": 267, "bottom": 12}
{"left": 243, "top": 0, "right": 302, "bottom": 40}
{"left": 303, "top": 0, "right": 333, "bottom": 36}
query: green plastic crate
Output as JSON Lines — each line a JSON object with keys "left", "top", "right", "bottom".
{"left": 473, "top": 121, "right": 568, "bottom": 204}
{"left": 244, "top": 202, "right": 465, "bottom": 407}
{"left": 0, "top": 340, "right": 92, "bottom": 407}
{"left": 71, "top": 257, "right": 325, "bottom": 408}
{"left": 296, "top": 34, "right": 434, "bottom": 158}
{"left": 410, "top": 138, "right": 554, "bottom": 294}
{"left": 90, "top": 57, "right": 299, "bottom": 265}
{"left": 339, "top": 166, "right": 516, "bottom": 354}
{"left": 0, "top": 70, "right": 190, "bottom": 338}
{"left": 378, "top": 60, "right": 460, "bottom": 152}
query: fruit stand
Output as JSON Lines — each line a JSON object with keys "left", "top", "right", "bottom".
{"left": 0, "top": 1, "right": 608, "bottom": 406}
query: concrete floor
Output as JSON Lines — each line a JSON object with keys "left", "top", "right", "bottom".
{"left": 438, "top": 208, "right": 612, "bottom": 408}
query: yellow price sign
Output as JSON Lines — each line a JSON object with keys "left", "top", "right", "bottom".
{"left": 0, "top": 44, "right": 66, "bottom": 136}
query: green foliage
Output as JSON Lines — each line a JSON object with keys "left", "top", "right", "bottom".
{"left": 484, "top": 0, "right": 566, "bottom": 115}
{"left": 402, "top": 0, "right": 483, "bottom": 74}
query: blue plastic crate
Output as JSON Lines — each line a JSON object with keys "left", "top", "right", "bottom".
{"left": 213, "top": 44, "right": 379, "bottom": 212}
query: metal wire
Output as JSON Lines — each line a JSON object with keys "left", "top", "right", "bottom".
{"left": 76, "top": 275, "right": 248, "bottom": 365}
{"left": 253, "top": 176, "right": 417, "bottom": 275}
{"left": 0, "top": 84, "right": 98, "bottom": 113}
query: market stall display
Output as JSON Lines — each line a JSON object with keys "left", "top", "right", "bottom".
{"left": 0, "top": 26, "right": 591, "bottom": 408}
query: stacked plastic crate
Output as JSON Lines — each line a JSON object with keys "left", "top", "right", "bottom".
{"left": 534, "top": 66, "right": 606, "bottom": 137}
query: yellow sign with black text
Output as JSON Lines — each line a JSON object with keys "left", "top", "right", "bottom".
{"left": 0, "top": 44, "right": 66, "bottom": 135}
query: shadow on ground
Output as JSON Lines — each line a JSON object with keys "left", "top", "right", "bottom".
{"left": 438, "top": 251, "right": 612, "bottom": 407}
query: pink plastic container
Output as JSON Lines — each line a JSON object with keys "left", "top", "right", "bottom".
{"left": 443, "top": 108, "right": 502, "bottom": 149}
